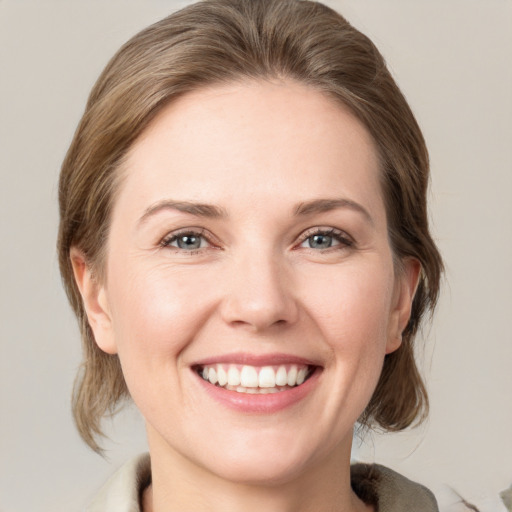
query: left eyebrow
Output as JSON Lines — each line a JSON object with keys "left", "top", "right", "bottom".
{"left": 294, "top": 198, "right": 374, "bottom": 226}
{"left": 138, "top": 200, "right": 227, "bottom": 226}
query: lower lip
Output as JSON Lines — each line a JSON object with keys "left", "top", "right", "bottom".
{"left": 194, "top": 368, "right": 321, "bottom": 414}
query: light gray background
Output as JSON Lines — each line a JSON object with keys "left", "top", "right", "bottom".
{"left": 1, "top": 1, "right": 511, "bottom": 511}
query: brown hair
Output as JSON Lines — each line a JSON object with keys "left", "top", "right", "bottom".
{"left": 58, "top": 0, "right": 443, "bottom": 452}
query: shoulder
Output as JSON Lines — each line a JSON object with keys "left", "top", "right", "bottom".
{"left": 86, "top": 453, "right": 151, "bottom": 512}
{"left": 351, "top": 462, "right": 439, "bottom": 512}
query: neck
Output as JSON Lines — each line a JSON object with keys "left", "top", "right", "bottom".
{"left": 144, "top": 429, "right": 371, "bottom": 512}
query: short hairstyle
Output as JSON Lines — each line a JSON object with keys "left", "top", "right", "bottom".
{"left": 58, "top": 0, "right": 443, "bottom": 452}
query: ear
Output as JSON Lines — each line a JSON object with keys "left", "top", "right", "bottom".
{"left": 386, "top": 257, "right": 421, "bottom": 354}
{"left": 70, "top": 248, "right": 118, "bottom": 355}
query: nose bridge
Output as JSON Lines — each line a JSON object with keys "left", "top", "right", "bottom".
{"left": 220, "top": 242, "right": 298, "bottom": 331}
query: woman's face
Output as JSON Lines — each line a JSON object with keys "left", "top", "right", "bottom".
{"left": 78, "top": 80, "right": 417, "bottom": 484}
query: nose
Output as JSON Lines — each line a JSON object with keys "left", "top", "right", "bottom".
{"left": 219, "top": 251, "right": 299, "bottom": 332}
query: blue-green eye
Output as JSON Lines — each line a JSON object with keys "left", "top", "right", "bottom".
{"left": 299, "top": 228, "right": 352, "bottom": 250}
{"left": 175, "top": 234, "right": 204, "bottom": 250}
{"left": 163, "top": 231, "right": 209, "bottom": 251}
{"left": 306, "top": 233, "right": 338, "bottom": 249}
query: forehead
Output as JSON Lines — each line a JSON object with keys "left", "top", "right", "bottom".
{"left": 116, "top": 79, "right": 383, "bottom": 224}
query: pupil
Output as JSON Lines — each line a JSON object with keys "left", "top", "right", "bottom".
{"left": 310, "top": 234, "right": 331, "bottom": 249}
{"left": 178, "top": 235, "right": 200, "bottom": 249}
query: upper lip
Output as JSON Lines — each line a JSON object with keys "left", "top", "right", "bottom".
{"left": 191, "top": 352, "right": 322, "bottom": 367}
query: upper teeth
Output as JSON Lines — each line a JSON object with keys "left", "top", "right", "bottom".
{"left": 200, "top": 364, "right": 309, "bottom": 389}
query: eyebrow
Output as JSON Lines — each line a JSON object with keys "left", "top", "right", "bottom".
{"left": 294, "top": 198, "right": 374, "bottom": 225}
{"left": 138, "top": 200, "right": 227, "bottom": 225}
{"left": 138, "top": 197, "right": 373, "bottom": 226}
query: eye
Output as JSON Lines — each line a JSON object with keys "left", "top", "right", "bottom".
{"left": 298, "top": 228, "right": 353, "bottom": 250}
{"left": 161, "top": 229, "right": 211, "bottom": 252}
{"left": 303, "top": 233, "right": 338, "bottom": 250}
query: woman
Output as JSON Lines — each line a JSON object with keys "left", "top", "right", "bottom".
{"left": 58, "top": 0, "right": 443, "bottom": 510}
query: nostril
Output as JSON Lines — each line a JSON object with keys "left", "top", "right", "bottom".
{"left": 227, "top": 316, "right": 290, "bottom": 331}
{"left": 220, "top": 292, "right": 299, "bottom": 331}
{"left": 217, "top": 257, "right": 299, "bottom": 329}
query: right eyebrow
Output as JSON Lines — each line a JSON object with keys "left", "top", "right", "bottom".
{"left": 293, "top": 197, "right": 374, "bottom": 226}
{"left": 138, "top": 200, "right": 227, "bottom": 226}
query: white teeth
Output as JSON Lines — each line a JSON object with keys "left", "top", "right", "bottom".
{"left": 217, "top": 366, "right": 228, "bottom": 386}
{"left": 200, "top": 363, "right": 312, "bottom": 391}
{"left": 287, "top": 366, "right": 298, "bottom": 386}
{"left": 275, "top": 366, "right": 288, "bottom": 386}
{"left": 240, "top": 365, "right": 259, "bottom": 388}
{"left": 208, "top": 367, "right": 217, "bottom": 385}
{"left": 258, "top": 366, "right": 276, "bottom": 388}
{"left": 227, "top": 366, "right": 241, "bottom": 386}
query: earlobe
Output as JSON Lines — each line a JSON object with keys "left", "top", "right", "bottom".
{"left": 70, "top": 248, "right": 118, "bottom": 355}
{"left": 385, "top": 258, "right": 421, "bottom": 354}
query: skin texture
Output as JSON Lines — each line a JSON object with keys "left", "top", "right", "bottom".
{"left": 72, "top": 80, "right": 419, "bottom": 512}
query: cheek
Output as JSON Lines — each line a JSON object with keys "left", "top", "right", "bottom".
{"left": 302, "top": 262, "right": 395, "bottom": 349}
{"left": 105, "top": 264, "right": 218, "bottom": 419}
{"left": 107, "top": 263, "right": 212, "bottom": 366}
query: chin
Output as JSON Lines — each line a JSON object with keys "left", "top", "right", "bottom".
{"left": 203, "top": 452, "right": 311, "bottom": 486}
{"left": 189, "top": 426, "right": 329, "bottom": 486}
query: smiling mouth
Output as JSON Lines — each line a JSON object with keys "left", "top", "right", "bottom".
{"left": 195, "top": 363, "right": 316, "bottom": 394}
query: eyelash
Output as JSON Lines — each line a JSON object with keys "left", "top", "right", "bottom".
{"left": 160, "top": 228, "right": 215, "bottom": 255}
{"left": 159, "top": 226, "right": 354, "bottom": 254}
{"left": 296, "top": 227, "right": 354, "bottom": 252}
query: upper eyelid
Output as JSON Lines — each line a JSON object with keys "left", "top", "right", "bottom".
{"left": 160, "top": 227, "right": 214, "bottom": 247}
{"left": 158, "top": 225, "right": 354, "bottom": 249}
{"left": 296, "top": 226, "right": 354, "bottom": 244}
